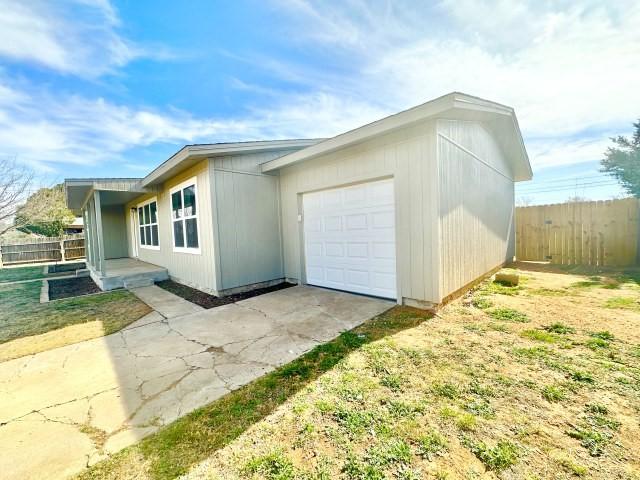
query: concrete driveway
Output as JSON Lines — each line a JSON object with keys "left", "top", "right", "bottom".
{"left": 0, "top": 285, "right": 391, "bottom": 480}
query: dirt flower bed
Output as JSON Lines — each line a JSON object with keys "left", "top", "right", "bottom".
{"left": 48, "top": 276, "right": 101, "bottom": 300}
{"left": 156, "top": 279, "right": 295, "bottom": 309}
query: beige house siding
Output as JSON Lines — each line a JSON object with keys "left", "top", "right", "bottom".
{"left": 210, "top": 150, "right": 290, "bottom": 292}
{"left": 277, "top": 120, "right": 439, "bottom": 305}
{"left": 436, "top": 119, "right": 515, "bottom": 300}
{"left": 125, "top": 160, "right": 217, "bottom": 293}
{"left": 101, "top": 205, "right": 127, "bottom": 259}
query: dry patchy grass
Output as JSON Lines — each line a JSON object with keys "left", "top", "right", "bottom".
{"left": 77, "top": 263, "right": 640, "bottom": 480}
{"left": 0, "top": 281, "right": 151, "bottom": 360}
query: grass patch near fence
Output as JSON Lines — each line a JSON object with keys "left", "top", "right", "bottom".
{"left": 0, "top": 265, "right": 45, "bottom": 283}
{"left": 0, "top": 281, "right": 151, "bottom": 360}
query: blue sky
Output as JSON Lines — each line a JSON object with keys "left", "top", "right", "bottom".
{"left": 0, "top": 0, "right": 637, "bottom": 205}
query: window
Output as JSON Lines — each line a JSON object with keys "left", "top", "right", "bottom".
{"left": 170, "top": 178, "right": 200, "bottom": 253}
{"left": 137, "top": 198, "right": 159, "bottom": 249}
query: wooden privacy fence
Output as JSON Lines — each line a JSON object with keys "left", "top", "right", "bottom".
{"left": 0, "top": 234, "right": 85, "bottom": 266}
{"left": 516, "top": 198, "right": 640, "bottom": 267}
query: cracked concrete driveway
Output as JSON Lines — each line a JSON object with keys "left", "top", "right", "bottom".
{"left": 0, "top": 285, "right": 391, "bottom": 480}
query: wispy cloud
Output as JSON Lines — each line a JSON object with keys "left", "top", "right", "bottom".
{"left": 0, "top": 0, "right": 637, "bottom": 177}
{"left": 0, "top": 0, "right": 168, "bottom": 77}
{"left": 261, "top": 0, "right": 640, "bottom": 169}
{"left": 0, "top": 75, "right": 384, "bottom": 172}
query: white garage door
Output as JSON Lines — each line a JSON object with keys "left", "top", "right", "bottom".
{"left": 303, "top": 178, "right": 397, "bottom": 299}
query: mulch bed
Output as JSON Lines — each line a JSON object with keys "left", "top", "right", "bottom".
{"left": 48, "top": 262, "right": 86, "bottom": 274}
{"left": 156, "top": 279, "right": 295, "bottom": 309}
{"left": 48, "top": 276, "right": 101, "bottom": 300}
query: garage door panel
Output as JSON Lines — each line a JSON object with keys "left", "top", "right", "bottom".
{"left": 372, "top": 271, "right": 396, "bottom": 290}
{"left": 325, "top": 242, "right": 344, "bottom": 257}
{"left": 372, "top": 242, "right": 395, "bottom": 259}
{"left": 306, "top": 265, "right": 324, "bottom": 282}
{"left": 323, "top": 216, "right": 342, "bottom": 232}
{"left": 345, "top": 214, "right": 368, "bottom": 230}
{"left": 371, "top": 210, "right": 395, "bottom": 229}
{"left": 346, "top": 242, "right": 368, "bottom": 258}
{"left": 303, "top": 178, "right": 396, "bottom": 299}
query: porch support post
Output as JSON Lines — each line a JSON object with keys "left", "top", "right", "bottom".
{"left": 83, "top": 207, "right": 92, "bottom": 266}
{"left": 94, "top": 191, "right": 107, "bottom": 276}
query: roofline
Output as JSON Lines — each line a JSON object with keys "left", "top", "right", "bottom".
{"left": 140, "top": 139, "right": 324, "bottom": 187}
{"left": 64, "top": 177, "right": 143, "bottom": 185}
{"left": 261, "top": 92, "right": 531, "bottom": 180}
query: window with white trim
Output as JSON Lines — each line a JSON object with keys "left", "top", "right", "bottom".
{"left": 137, "top": 198, "right": 159, "bottom": 249}
{"left": 170, "top": 178, "right": 199, "bottom": 252}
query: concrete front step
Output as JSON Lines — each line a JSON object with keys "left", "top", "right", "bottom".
{"left": 123, "top": 277, "right": 156, "bottom": 289}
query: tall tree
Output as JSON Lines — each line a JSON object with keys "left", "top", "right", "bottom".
{"left": 0, "top": 158, "right": 34, "bottom": 236}
{"left": 601, "top": 120, "right": 640, "bottom": 197}
{"left": 15, "top": 184, "right": 76, "bottom": 237}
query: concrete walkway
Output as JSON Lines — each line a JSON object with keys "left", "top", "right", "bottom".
{"left": 0, "top": 285, "right": 391, "bottom": 480}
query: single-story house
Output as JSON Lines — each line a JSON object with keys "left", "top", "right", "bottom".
{"left": 64, "top": 216, "right": 84, "bottom": 235}
{"left": 65, "top": 92, "right": 532, "bottom": 308}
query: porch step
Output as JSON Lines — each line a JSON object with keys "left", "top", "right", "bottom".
{"left": 123, "top": 277, "right": 155, "bottom": 289}
{"left": 76, "top": 269, "right": 90, "bottom": 278}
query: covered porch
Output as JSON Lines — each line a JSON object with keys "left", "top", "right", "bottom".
{"left": 91, "top": 258, "right": 168, "bottom": 290}
{"left": 65, "top": 179, "right": 168, "bottom": 290}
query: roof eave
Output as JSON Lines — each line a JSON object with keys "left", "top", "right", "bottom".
{"left": 141, "top": 139, "right": 324, "bottom": 187}
{"left": 261, "top": 92, "right": 532, "bottom": 181}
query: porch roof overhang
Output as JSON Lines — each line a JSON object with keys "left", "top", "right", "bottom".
{"left": 64, "top": 178, "right": 147, "bottom": 214}
{"left": 260, "top": 92, "right": 532, "bottom": 182}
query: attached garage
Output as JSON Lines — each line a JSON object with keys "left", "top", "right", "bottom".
{"left": 262, "top": 92, "right": 532, "bottom": 308}
{"left": 303, "top": 178, "right": 397, "bottom": 299}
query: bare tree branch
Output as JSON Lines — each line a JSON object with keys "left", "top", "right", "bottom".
{"left": 0, "top": 157, "right": 35, "bottom": 237}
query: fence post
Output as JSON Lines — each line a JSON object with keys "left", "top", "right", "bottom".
{"left": 60, "top": 239, "right": 66, "bottom": 262}
{"left": 0, "top": 245, "right": 3, "bottom": 268}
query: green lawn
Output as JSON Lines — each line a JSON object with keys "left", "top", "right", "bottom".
{"left": 0, "top": 281, "right": 152, "bottom": 344}
{"left": 0, "top": 265, "right": 46, "bottom": 283}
